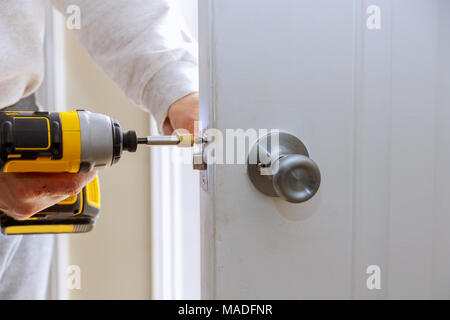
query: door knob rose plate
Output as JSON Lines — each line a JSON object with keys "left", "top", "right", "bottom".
{"left": 247, "top": 132, "right": 321, "bottom": 203}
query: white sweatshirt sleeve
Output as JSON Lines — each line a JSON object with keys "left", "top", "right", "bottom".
{"left": 51, "top": 0, "right": 198, "bottom": 133}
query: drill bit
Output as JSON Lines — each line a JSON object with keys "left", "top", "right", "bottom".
{"left": 138, "top": 136, "right": 180, "bottom": 146}
{"left": 137, "top": 134, "right": 195, "bottom": 148}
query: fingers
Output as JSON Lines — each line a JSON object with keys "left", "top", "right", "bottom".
{"left": 7, "top": 171, "right": 97, "bottom": 197}
{"left": 36, "top": 172, "right": 96, "bottom": 196}
{"left": 0, "top": 171, "right": 97, "bottom": 220}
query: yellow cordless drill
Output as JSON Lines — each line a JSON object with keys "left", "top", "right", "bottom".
{"left": 0, "top": 110, "right": 194, "bottom": 235}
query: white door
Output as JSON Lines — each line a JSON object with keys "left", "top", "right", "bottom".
{"left": 198, "top": 0, "right": 450, "bottom": 299}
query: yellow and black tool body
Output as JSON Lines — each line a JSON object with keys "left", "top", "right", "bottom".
{"left": 0, "top": 111, "right": 67, "bottom": 172}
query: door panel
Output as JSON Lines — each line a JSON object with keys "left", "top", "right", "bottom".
{"left": 199, "top": 0, "right": 450, "bottom": 299}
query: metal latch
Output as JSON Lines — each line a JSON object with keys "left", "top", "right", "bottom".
{"left": 193, "top": 135, "right": 208, "bottom": 171}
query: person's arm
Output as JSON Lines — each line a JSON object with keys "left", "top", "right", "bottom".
{"left": 51, "top": 0, "right": 199, "bottom": 134}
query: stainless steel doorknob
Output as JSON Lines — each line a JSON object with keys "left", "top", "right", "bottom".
{"left": 247, "top": 132, "right": 321, "bottom": 203}
{"left": 272, "top": 154, "right": 321, "bottom": 203}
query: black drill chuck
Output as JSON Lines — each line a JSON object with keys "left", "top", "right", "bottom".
{"left": 122, "top": 130, "right": 138, "bottom": 152}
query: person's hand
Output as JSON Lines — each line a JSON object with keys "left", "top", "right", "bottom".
{"left": 0, "top": 172, "right": 97, "bottom": 220}
{"left": 166, "top": 92, "right": 199, "bottom": 135}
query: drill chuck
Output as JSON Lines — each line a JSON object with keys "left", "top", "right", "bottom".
{"left": 122, "top": 130, "right": 138, "bottom": 152}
